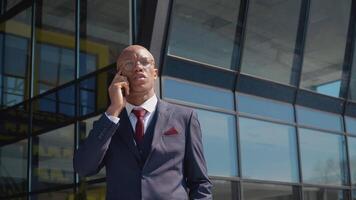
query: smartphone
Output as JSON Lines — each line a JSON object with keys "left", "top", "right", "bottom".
{"left": 121, "top": 88, "right": 126, "bottom": 97}
{"left": 119, "top": 72, "right": 128, "bottom": 97}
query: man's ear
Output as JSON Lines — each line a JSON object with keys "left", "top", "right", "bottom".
{"left": 153, "top": 68, "right": 158, "bottom": 79}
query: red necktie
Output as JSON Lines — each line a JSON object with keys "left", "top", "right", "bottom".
{"left": 132, "top": 108, "right": 146, "bottom": 144}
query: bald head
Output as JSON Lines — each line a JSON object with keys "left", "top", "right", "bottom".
{"left": 117, "top": 45, "right": 155, "bottom": 70}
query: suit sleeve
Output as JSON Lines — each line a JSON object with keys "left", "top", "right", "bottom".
{"left": 73, "top": 114, "right": 120, "bottom": 177}
{"left": 184, "top": 111, "right": 213, "bottom": 199}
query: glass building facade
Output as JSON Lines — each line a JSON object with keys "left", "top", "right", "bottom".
{"left": 1, "top": 0, "right": 356, "bottom": 199}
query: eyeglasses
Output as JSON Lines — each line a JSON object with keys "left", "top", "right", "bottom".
{"left": 120, "top": 58, "right": 154, "bottom": 71}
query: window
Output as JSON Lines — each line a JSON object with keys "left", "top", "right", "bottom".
{"left": 240, "top": 0, "right": 301, "bottom": 84}
{"left": 300, "top": 0, "right": 352, "bottom": 97}
{"left": 348, "top": 137, "right": 356, "bottom": 185}
{"left": 0, "top": 9, "right": 32, "bottom": 106}
{"left": 32, "top": 85, "right": 75, "bottom": 133}
{"left": 163, "top": 77, "right": 234, "bottom": 110}
{"left": 296, "top": 106, "right": 343, "bottom": 132}
{"left": 237, "top": 93, "right": 294, "bottom": 123}
{"left": 79, "top": 0, "right": 131, "bottom": 76}
{"left": 299, "top": 128, "right": 348, "bottom": 185}
{"left": 196, "top": 109, "right": 237, "bottom": 176}
{"left": 211, "top": 180, "right": 238, "bottom": 200}
{"left": 31, "top": 124, "right": 74, "bottom": 191}
{"left": 240, "top": 117, "right": 299, "bottom": 182}
{"left": 304, "top": 187, "right": 349, "bottom": 200}
{"left": 242, "top": 183, "right": 299, "bottom": 200}
{"left": 0, "top": 139, "right": 28, "bottom": 197}
{"left": 34, "top": 0, "right": 76, "bottom": 95}
{"left": 167, "top": 0, "right": 240, "bottom": 69}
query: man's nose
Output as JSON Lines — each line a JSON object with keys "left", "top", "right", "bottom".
{"left": 133, "top": 61, "right": 144, "bottom": 71}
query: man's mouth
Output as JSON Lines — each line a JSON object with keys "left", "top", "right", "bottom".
{"left": 133, "top": 74, "right": 146, "bottom": 80}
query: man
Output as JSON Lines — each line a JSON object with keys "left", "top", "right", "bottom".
{"left": 73, "top": 45, "right": 212, "bottom": 200}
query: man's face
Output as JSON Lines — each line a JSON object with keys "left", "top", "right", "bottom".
{"left": 117, "top": 46, "right": 158, "bottom": 95}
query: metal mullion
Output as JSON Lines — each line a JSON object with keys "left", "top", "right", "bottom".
{"left": 0, "top": 0, "right": 5, "bottom": 14}
{"left": 163, "top": 98, "right": 236, "bottom": 114}
{"left": 27, "top": 0, "right": 36, "bottom": 198}
{"left": 344, "top": 118, "right": 353, "bottom": 192}
{"left": 238, "top": 113, "right": 296, "bottom": 127}
{"left": 294, "top": 105, "right": 304, "bottom": 198}
{"left": 235, "top": 98, "right": 242, "bottom": 184}
{"left": 241, "top": 178, "right": 301, "bottom": 187}
{"left": 0, "top": 28, "right": 5, "bottom": 107}
{"left": 231, "top": 0, "right": 248, "bottom": 72}
{"left": 302, "top": 183, "right": 351, "bottom": 190}
{"left": 149, "top": 0, "right": 173, "bottom": 70}
{"left": 233, "top": 0, "right": 251, "bottom": 186}
{"left": 130, "top": 0, "right": 135, "bottom": 44}
{"left": 74, "top": 0, "right": 80, "bottom": 191}
{"left": 290, "top": 0, "right": 310, "bottom": 88}
{"left": 296, "top": 124, "right": 345, "bottom": 136}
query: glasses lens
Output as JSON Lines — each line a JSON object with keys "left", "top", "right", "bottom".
{"left": 122, "top": 59, "right": 152, "bottom": 70}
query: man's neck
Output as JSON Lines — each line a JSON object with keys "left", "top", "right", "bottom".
{"left": 126, "top": 91, "right": 155, "bottom": 106}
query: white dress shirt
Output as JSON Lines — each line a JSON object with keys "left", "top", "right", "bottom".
{"left": 105, "top": 95, "right": 158, "bottom": 134}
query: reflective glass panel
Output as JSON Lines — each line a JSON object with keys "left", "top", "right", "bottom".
{"left": 0, "top": 8, "right": 31, "bottom": 106}
{"left": 32, "top": 85, "right": 75, "bottom": 133}
{"left": 79, "top": 115, "right": 105, "bottom": 180}
{"left": 345, "top": 116, "right": 356, "bottom": 135}
{"left": 304, "top": 187, "right": 348, "bottom": 200}
{"left": 0, "top": 139, "right": 27, "bottom": 198}
{"left": 80, "top": 0, "right": 130, "bottom": 76}
{"left": 0, "top": 103, "right": 29, "bottom": 145}
{"left": 79, "top": 76, "right": 96, "bottom": 116}
{"left": 348, "top": 137, "right": 356, "bottom": 185}
{"left": 167, "top": 0, "right": 240, "bottom": 69}
{"left": 299, "top": 128, "right": 348, "bottom": 185}
{"left": 163, "top": 77, "right": 234, "bottom": 110}
{"left": 34, "top": 0, "right": 76, "bottom": 95}
{"left": 32, "top": 124, "right": 74, "bottom": 191}
{"left": 243, "top": 183, "right": 299, "bottom": 200}
{"left": 240, "top": 118, "right": 298, "bottom": 182}
{"left": 77, "top": 182, "right": 106, "bottom": 200}
{"left": 31, "top": 188, "right": 74, "bottom": 199}
{"left": 78, "top": 67, "right": 112, "bottom": 116}
{"left": 212, "top": 180, "right": 238, "bottom": 200}
{"left": 296, "top": 106, "right": 343, "bottom": 132}
{"left": 5, "top": 0, "right": 22, "bottom": 11}
{"left": 196, "top": 109, "right": 237, "bottom": 176}
{"left": 237, "top": 93, "right": 294, "bottom": 123}
{"left": 301, "top": 0, "right": 351, "bottom": 97}
{"left": 241, "top": 0, "right": 301, "bottom": 84}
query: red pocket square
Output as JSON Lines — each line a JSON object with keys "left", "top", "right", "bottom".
{"left": 164, "top": 127, "right": 178, "bottom": 135}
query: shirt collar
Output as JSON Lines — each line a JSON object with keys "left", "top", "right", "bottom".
{"left": 126, "top": 95, "right": 158, "bottom": 115}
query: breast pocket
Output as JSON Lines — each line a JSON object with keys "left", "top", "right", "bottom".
{"left": 161, "top": 129, "right": 186, "bottom": 158}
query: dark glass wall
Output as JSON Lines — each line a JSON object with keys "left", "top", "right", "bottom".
{"left": 1, "top": 0, "right": 356, "bottom": 199}
{"left": 0, "top": 7, "right": 32, "bottom": 107}
{"left": 0, "top": 0, "right": 130, "bottom": 199}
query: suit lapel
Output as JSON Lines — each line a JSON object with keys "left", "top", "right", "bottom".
{"left": 143, "top": 100, "right": 171, "bottom": 169}
{"left": 117, "top": 109, "right": 141, "bottom": 162}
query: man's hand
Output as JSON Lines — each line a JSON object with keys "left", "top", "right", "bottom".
{"left": 106, "top": 71, "right": 130, "bottom": 117}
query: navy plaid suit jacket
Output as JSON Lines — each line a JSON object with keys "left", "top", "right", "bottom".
{"left": 73, "top": 100, "right": 212, "bottom": 199}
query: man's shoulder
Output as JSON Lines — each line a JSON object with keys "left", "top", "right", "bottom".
{"left": 159, "top": 100, "right": 195, "bottom": 116}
